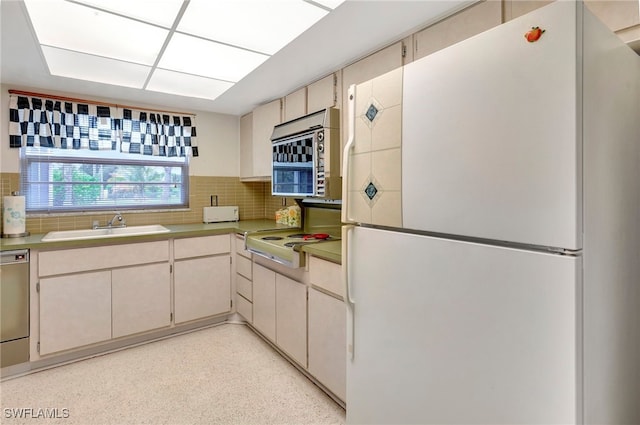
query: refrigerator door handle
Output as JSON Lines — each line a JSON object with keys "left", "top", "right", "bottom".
{"left": 342, "top": 224, "right": 356, "bottom": 359}
{"left": 341, "top": 84, "right": 356, "bottom": 224}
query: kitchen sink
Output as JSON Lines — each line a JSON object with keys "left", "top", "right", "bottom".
{"left": 41, "top": 225, "right": 170, "bottom": 242}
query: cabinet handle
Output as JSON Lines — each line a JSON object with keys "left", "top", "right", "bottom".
{"left": 341, "top": 84, "right": 356, "bottom": 224}
{"left": 342, "top": 224, "right": 355, "bottom": 360}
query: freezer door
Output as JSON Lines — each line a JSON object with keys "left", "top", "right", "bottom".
{"left": 402, "top": 1, "right": 581, "bottom": 250}
{"left": 345, "top": 226, "right": 581, "bottom": 424}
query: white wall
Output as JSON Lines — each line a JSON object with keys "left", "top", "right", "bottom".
{"left": 0, "top": 84, "right": 240, "bottom": 176}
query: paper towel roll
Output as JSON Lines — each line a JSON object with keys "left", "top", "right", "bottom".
{"left": 3, "top": 195, "right": 26, "bottom": 236}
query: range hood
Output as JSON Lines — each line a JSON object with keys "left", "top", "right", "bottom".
{"left": 271, "top": 108, "right": 339, "bottom": 141}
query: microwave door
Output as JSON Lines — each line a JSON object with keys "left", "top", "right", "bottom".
{"left": 273, "top": 162, "right": 315, "bottom": 197}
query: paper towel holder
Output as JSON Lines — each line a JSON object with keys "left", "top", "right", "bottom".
{"left": 2, "top": 191, "right": 30, "bottom": 238}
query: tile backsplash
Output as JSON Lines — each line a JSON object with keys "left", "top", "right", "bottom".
{"left": 1, "top": 172, "right": 297, "bottom": 234}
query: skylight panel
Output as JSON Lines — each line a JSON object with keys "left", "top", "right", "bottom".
{"left": 146, "top": 69, "right": 234, "bottom": 100}
{"left": 177, "top": 0, "right": 328, "bottom": 54}
{"left": 24, "top": 0, "right": 168, "bottom": 66}
{"left": 42, "top": 46, "right": 151, "bottom": 88}
{"left": 72, "top": 0, "right": 184, "bottom": 28}
{"left": 158, "top": 33, "right": 269, "bottom": 82}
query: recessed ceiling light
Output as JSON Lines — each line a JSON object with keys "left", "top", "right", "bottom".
{"left": 42, "top": 46, "right": 151, "bottom": 88}
{"left": 147, "top": 69, "right": 234, "bottom": 100}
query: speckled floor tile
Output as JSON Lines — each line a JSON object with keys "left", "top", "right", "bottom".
{"left": 0, "top": 324, "right": 345, "bottom": 425}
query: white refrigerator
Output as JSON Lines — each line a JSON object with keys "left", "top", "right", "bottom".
{"left": 341, "top": 1, "right": 640, "bottom": 424}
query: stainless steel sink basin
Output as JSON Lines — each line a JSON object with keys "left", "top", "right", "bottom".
{"left": 42, "top": 225, "right": 170, "bottom": 242}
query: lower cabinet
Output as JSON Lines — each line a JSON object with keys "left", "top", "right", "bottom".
{"left": 173, "top": 234, "right": 232, "bottom": 324}
{"left": 252, "top": 263, "right": 276, "bottom": 342}
{"left": 39, "top": 270, "right": 112, "bottom": 355}
{"left": 308, "top": 286, "right": 346, "bottom": 401}
{"left": 275, "top": 273, "right": 307, "bottom": 367}
{"left": 112, "top": 263, "right": 171, "bottom": 338}
{"left": 174, "top": 255, "right": 231, "bottom": 324}
{"left": 250, "top": 256, "right": 344, "bottom": 401}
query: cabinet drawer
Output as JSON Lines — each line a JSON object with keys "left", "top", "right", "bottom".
{"left": 309, "top": 256, "right": 344, "bottom": 299}
{"left": 236, "top": 294, "right": 252, "bottom": 323}
{"left": 174, "top": 234, "right": 230, "bottom": 259}
{"left": 235, "top": 235, "right": 252, "bottom": 259}
{"left": 237, "top": 274, "right": 252, "bottom": 301}
{"left": 39, "top": 241, "right": 169, "bottom": 277}
{"left": 236, "top": 255, "right": 252, "bottom": 279}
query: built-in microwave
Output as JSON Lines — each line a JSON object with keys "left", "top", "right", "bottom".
{"left": 271, "top": 108, "right": 341, "bottom": 199}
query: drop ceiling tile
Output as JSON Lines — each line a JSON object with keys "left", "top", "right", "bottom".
{"left": 158, "top": 33, "right": 269, "bottom": 82}
{"left": 146, "top": 69, "right": 234, "bottom": 100}
{"left": 25, "top": 0, "right": 168, "bottom": 65}
{"left": 178, "top": 0, "right": 328, "bottom": 54}
{"left": 42, "top": 46, "right": 151, "bottom": 88}
{"left": 73, "top": 0, "right": 184, "bottom": 28}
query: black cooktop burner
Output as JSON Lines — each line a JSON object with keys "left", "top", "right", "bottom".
{"left": 262, "top": 236, "right": 284, "bottom": 241}
{"left": 284, "top": 241, "right": 315, "bottom": 248}
{"left": 287, "top": 233, "right": 311, "bottom": 239}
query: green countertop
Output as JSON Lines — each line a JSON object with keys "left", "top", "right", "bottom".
{"left": 0, "top": 219, "right": 342, "bottom": 263}
{"left": 301, "top": 240, "right": 342, "bottom": 264}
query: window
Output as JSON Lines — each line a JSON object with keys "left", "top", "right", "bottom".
{"left": 9, "top": 92, "right": 198, "bottom": 214}
{"left": 21, "top": 147, "right": 188, "bottom": 213}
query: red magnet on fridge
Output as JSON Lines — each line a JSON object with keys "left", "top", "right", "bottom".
{"left": 525, "top": 26, "right": 545, "bottom": 42}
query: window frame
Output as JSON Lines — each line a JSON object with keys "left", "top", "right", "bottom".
{"left": 20, "top": 147, "right": 190, "bottom": 214}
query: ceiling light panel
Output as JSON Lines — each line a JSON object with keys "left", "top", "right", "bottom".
{"left": 147, "top": 69, "right": 234, "bottom": 100}
{"left": 24, "top": 0, "right": 168, "bottom": 65}
{"left": 309, "top": 0, "right": 345, "bottom": 9}
{"left": 42, "top": 46, "right": 151, "bottom": 88}
{"left": 72, "top": 0, "right": 185, "bottom": 27}
{"left": 177, "top": 0, "right": 329, "bottom": 54}
{"left": 158, "top": 33, "right": 269, "bottom": 82}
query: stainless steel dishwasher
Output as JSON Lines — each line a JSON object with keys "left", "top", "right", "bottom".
{"left": 1, "top": 249, "right": 30, "bottom": 368}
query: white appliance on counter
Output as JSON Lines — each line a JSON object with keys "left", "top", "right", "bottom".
{"left": 341, "top": 1, "right": 640, "bottom": 424}
{"left": 203, "top": 206, "right": 238, "bottom": 223}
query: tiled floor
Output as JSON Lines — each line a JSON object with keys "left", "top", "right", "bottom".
{"left": 0, "top": 324, "right": 345, "bottom": 425}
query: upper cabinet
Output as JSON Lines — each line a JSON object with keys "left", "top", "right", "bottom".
{"left": 239, "top": 113, "right": 253, "bottom": 180}
{"left": 505, "top": 0, "right": 640, "bottom": 34}
{"left": 307, "top": 73, "right": 339, "bottom": 113}
{"left": 584, "top": 0, "right": 640, "bottom": 33}
{"left": 243, "top": 99, "right": 282, "bottom": 180}
{"left": 414, "top": 0, "right": 502, "bottom": 60}
{"left": 284, "top": 87, "right": 307, "bottom": 122}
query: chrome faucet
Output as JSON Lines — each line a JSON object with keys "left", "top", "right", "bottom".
{"left": 94, "top": 213, "right": 126, "bottom": 229}
{"left": 107, "top": 213, "right": 125, "bottom": 228}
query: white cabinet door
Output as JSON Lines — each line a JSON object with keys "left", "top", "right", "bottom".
{"left": 308, "top": 73, "right": 338, "bottom": 113}
{"left": 252, "top": 99, "right": 281, "bottom": 178}
{"left": 275, "top": 273, "right": 307, "bottom": 367}
{"left": 240, "top": 112, "right": 254, "bottom": 179}
{"left": 39, "top": 271, "right": 111, "bottom": 355}
{"left": 284, "top": 87, "right": 306, "bottom": 121}
{"left": 308, "top": 287, "right": 346, "bottom": 401}
{"left": 112, "top": 263, "right": 171, "bottom": 338}
{"left": 174, "top": 255, "right": 231, "bottom": 324}
{"left": 414, "top": 0, "right": 502, "bottom": 60}
{"left": 252, "top": 263, "right": 276, "bottom": 342}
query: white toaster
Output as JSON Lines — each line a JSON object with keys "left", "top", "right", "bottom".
{"left": 203, "top": 206, "right": 239, "bottom": 223}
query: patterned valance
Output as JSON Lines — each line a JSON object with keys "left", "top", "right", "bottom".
{"left": 120, "top": 108, "right": 198, "bottom": 157}
{"left": 8, "top": 94, "right": 198, "bottom": 157}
